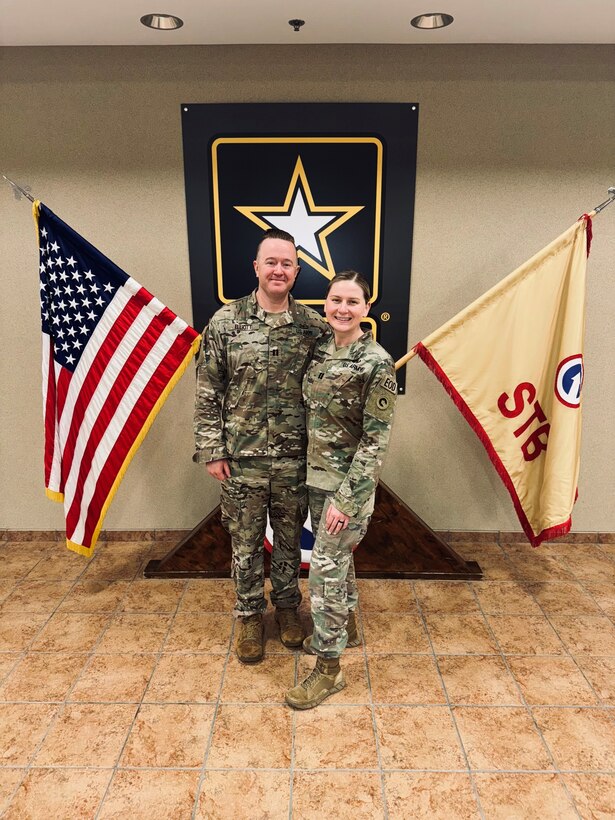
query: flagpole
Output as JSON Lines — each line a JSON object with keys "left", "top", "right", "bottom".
{"left": 590, "top": 186, "right": 615, "bottom": 216}
{"left": 395, "top": 347, "right": 418, "bottom": 370}
{"left": 2, "top": 173, "right": 35, "bottom": 203}
{"left": 4, "top": 171, "right": 612, "bottom": 370}
{"left": 395, "top": 185, "right": 615, "bottom": 371}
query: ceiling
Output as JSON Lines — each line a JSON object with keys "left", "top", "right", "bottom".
{"left": 3, "top": 0, "right": 615, "bottom": 46}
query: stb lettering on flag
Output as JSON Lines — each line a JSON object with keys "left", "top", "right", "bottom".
{"left": 35, "top": 202, "right": 201, "bottom": 556}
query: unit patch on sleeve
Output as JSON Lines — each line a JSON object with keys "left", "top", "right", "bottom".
{"left": 365, "top": 375, "right": 397, "bottom": 421}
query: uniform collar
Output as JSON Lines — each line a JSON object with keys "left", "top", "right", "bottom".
{"left": 325, "top": 330, "right": 372, "bottom": 360}
{"left": 247, "top": 289, "right": 296, "bottom": 325}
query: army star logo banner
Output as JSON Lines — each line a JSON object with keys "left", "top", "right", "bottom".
{"left": 181, "top": 103, "right": 418, "bottom": 392}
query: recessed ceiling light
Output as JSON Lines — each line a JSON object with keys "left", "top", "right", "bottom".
{"left": 411, "top": 12, "right": 454, "bottom": 29}
{"left": 140, "top": 13, "right": 184, "bottom": 30}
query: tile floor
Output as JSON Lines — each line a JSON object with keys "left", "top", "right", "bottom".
{"left": 0, "top": 537, "right": 613, "bottom": 818}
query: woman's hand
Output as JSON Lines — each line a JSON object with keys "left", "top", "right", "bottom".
{"left": 325, "top": 503, "right": 350, "bottom": 535}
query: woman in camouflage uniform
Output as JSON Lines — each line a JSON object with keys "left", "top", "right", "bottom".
{"left": 286, "top": 272, "right": 397, "bottom": 709}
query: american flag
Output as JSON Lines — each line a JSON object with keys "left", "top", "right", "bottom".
{"left": 36, "top": 202, "right": 201, "bottom": 556}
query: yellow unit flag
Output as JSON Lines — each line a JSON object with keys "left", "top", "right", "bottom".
{"left": 415, "top": 216, "right": 592, "bottom": 546}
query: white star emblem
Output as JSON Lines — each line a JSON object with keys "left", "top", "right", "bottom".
{"left": 235, "top": 156, "right": 364, "bottom": 279}
{"left": 263, "top": 188, "right": 339, "bottom": 263}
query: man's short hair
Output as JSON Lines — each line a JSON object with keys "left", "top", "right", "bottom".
{"left": 256, "top": 228, "right": 297, "bottom": 258}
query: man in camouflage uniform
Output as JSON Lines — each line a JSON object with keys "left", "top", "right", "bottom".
{"left": 193, "top": 228, "right": 328, "bottom": 663}
{"left": 286, "top": 325, "right": 396, "bottom": 707}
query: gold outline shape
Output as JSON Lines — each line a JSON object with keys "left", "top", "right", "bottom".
{"left": 211, "top": 137, "right": 383, "bottom": 305}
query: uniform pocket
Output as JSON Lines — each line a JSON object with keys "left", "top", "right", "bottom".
{"left": 223, "top": 364, "right": 261, "bottom": 411}
{"left": 312, "top": 371, "right": 354, "bottom": 408}
{"left": 323, "top": 580, "right": 346, "bottom": 601}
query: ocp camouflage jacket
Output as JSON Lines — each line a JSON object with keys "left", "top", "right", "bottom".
{"left": 194, "top": 290, "right": 328, "bottom": 462}
{"left": 304, "top": 331, "right": 397, "bottom": 517}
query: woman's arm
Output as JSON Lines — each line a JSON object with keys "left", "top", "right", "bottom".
{"left": 332, "top": 361, "right": 397, "bottom": 517}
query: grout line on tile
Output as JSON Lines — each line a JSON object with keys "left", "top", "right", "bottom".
{"left": 191, "top": 608, "right": 236, "bottom": 820}
{"left": 288, "top": 650, "right": 298, "bottom": 820}
{"left": 0, "top": 650, "right": 27, "bottom": 688}
{"left": 471, "top": 584, "right": 583, "bottom": 819}
{"left": 94, "top": 575, "right": 189, "bottom": 820}
{"left": 0, "top": 563, "right": 90, "bottom": 794}
{"left": 0, "top": 767, "right": 29, "bottom": 815}
{"left": 357, "top": 602, "right": 390, "bottom": 820}
{"left": 411, "top": 581, "right": 486, "bottom": 820}
{"left": 62, "top": 580, "right": 133, "bottom": 702}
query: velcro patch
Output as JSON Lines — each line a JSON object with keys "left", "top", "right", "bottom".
{"left": 365, "top": 382, "right": 396, "bottom": 422}
{"left": 380, "top": 375, "right": 397, "bottom": 395}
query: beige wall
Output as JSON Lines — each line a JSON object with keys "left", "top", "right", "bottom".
{"left": 1, "top": 44, "right": 614, "bottom": 534}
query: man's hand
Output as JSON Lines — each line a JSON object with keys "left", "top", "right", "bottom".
{"left": 325, "top": 503, "right": 350, "bottom": 535}
{"left": 206, "top": 458, "right": 231, "bottom": 481}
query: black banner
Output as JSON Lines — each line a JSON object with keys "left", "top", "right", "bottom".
{"left": 181, "top": 103, "right": 418, "bottom": 391}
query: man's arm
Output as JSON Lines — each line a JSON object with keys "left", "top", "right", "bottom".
{"left": 193, "top": 320, "right": 229, "bottom": 470}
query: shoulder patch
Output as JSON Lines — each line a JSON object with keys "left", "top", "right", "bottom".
{"left": 380, "top": 375, "right": 397, "bottom": 395}
{"left": 365, "top": 379, "right": 396, "bottom": 422}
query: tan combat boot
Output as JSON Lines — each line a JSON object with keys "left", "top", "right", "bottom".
{"left": 302, "top": 610, "right": 361, "bottom": 654}
{"left": 236, "top": 613, "right": 264, "bottom": 664}
{"left": 275, "top": 607, "right": 304, "bottom": 648}
{"left": 285, "top": 657, "right": 346, "bottom": 709}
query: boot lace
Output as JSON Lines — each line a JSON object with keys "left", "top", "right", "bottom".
{"left": 242, "top": 615, "right": 262, "bottom": 641}
{"left": 300, "top": 666, "right": 324, "bottom": 691}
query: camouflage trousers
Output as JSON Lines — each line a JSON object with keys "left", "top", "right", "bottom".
{"left": 308, "top": 488, "right": 374, "bottom": 658}
{"left": 221, "top": 456, "right": 307, "bottom": 616}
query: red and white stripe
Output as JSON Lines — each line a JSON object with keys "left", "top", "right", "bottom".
{"left": 43, "top": 277, "right": 198, "bottom": 552}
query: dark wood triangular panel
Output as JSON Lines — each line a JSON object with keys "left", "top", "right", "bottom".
{"left": 144, "top": 482, "right": 481, "bottom": 580}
